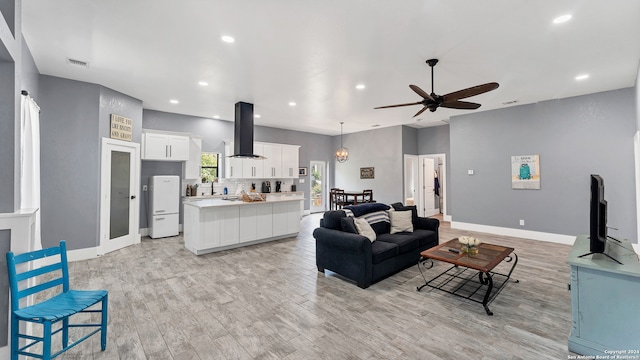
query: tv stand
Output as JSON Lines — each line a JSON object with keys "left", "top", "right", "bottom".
{"left": 606, "top": 235, "right": 622, "bottom": 243}
{"left": 568, "top": 235, "right": 640, "bottom": 356}
{"left": 577, "top": 250, "right": 622, "bottom": 265}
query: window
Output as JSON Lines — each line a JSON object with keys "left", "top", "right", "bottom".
{"left": 200, "top": 152, "right": 219, "bottom": 183}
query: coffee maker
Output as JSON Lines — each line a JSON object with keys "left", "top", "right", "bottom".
{"left": 275, "top": 181, "right": 282, "bottom": 193}
{"left": 261, "top": 181, "right": 271, "bottom": 193}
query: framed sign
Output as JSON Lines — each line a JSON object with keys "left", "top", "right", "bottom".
{"left": 110, "top": 114, "right": 133, "bottom": 141}
{"left": 299, "top": 167, "right": 308, "bottom": 176}
{"left": 511, "top": 155, "right": 540, "bottom": 189}
{"left": 360, "top": 167, "right": 374, "bottom": 179}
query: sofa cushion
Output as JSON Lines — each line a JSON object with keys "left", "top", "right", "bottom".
{"left": 340, "top": 217, "right": 358, "bottom": 234}
{"left": 371, "top": 241, "right": 399, "bottom": 264}
{"left": 412, "top": 229, "right": 438, "bottom": 248}
{"left": 377, "top": 233, "right": 421, "bottom": 254}
{"left": 371, "top": 221, "right": 391, "bottom": 236}
{"left": 389, "top": 210, "right": 414, "bottom": 234}
{"left": 390, "top": 203, "right": 419, "bottom": 226}
{"left": 323, "top": 210, "right": 346, "bottom": 230}
{"left": 354, "top": 217, "right": 376, "bottom": 242}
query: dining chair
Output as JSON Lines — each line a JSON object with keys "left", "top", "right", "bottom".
{"left": 363, "top": 189, "right": 374, "bottom": 203}
{"left": 6, "top": 240, "right": 108, "bottom": 360}
{"left": 333, "top": 189, "right": 352, "bottom": 209}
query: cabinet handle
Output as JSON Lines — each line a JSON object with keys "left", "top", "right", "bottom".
{"left": 156, "top": 217, "right": 165, "bottom": 221}
{"left": 166, "top": 145, "right": 169, "bottom": 158}
{"left": 170, "top": 145, "right": 172, "bottom": 157}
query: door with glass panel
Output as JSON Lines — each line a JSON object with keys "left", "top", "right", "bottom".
{"left": 310, "top": 161, "right": 326, "bottom": 213}
{"left": 99, "top": 138, "right": 141, "bottom": 254}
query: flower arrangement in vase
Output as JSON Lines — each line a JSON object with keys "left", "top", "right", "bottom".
{"left": 458, "top": 236, "right": 481, "bottom": 256}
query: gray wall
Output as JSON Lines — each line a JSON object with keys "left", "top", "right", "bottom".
{"left": 449, "top": 88, "right": 637, "bottom": 242}
{"left": 39, "top": 76, "right": 101, "bottom": 250}
{"left": 39, "top": 76, "right": 143, "bottom": 250}
{"left": 334, "top": 126, "right": 404, "bottom": 205}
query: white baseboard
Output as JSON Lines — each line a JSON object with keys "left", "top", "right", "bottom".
{"left": 450, "top": 221, "right": 576, "bottom": 245}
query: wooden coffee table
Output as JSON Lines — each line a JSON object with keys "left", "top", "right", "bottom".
{"left": 417, "top": 238, "right": 519, "bottom": 315}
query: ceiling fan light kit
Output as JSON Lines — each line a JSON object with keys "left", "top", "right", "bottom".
{"left": 336, "top": 122, "right": 349, "bottom": 163}
{"left": 374, "top": 58, "right": 499, "bottom": 116}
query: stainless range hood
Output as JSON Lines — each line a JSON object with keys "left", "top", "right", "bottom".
{"left": 228, "top": 101, "right": 265, "bottom": 159}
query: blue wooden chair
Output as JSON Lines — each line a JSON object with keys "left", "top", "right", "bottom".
{"left": 5, "top": 240, "right": 108, "bottom": 359}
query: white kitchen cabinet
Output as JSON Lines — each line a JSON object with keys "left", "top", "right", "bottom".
{"left": 242, "top": 143, "right": 264, "bottom": 178}
{"left": 239, "top": 203, "right": 273, "bottom": 242}
{"left": 183, "top": 137, "right": 202, "bottom": 179}
{"left": 142, "top": 131, "right": 190, "bottom": 161}
{"left": 215, "top": 206, "right": 240, "bottom": 247}
{"left": 224, "top": 141, "right": 299, "bottom": 179}
{"left": 281, "top": 144, "right": 300, "bottom": 178}
{"left": 224, "top": 142, "right": 244, "bottom": 178}
{"left": 272, "top": 200, "right": 301, "bottom": 236}
{"left": 184, "top": 204, "right": 239, "bottom": 253}
{"left": 262, "top": 143, "right": 282, "bottom": 178}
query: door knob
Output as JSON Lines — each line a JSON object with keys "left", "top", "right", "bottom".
{"left": 131, "top": 195, "right": 136, "bottom": 199}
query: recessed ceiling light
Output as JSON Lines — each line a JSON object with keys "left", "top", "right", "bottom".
{"left": 288, "top": 102, "right": 296, "bottom": 107}
{"left": 213, "top": 115, "right": 220, "bottom": 119}
{"left": 254, "top": 114, "right": 261, "bottom": 118}
{"left": 356, "top": 84, "right": 366, "bottom": 90}
{"left": 553, "top": 14, "right": 572, "bottom": 24}
{"left": 221, "top": 35, "right": 235, "bottom": 43}
{"left": 575, "top": 74, "right": 589, "bottom": 81}
{"left": 169, "top": 99, "right": 179, "bottom": 104}
{"left": 198, "top": 81, "right": 209, "bottom": 86}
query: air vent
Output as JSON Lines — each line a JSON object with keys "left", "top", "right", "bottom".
{"left": 67, "top": 58, "right": 89, "bottom": 68}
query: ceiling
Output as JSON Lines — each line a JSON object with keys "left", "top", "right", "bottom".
{"left": 21, "top": 1, "right": 640, "bottom": 136}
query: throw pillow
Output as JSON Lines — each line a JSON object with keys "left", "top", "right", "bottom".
{"left": 340, "top": 217, "right": 358, "bottom": 234}
{"left": 389, "top": 210, "right": 414, "bottom": 234}
{"left": 354, "top": 217, "right": 376, "bottom": 242}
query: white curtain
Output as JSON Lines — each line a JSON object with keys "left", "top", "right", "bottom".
{"left": 20, "top": 94, "right": 41, "bottom": 251}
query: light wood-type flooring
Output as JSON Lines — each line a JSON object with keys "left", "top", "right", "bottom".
{"left": 49, "top": 213, "right": 576, "bottom": 359}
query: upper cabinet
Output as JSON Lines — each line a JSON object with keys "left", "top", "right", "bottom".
{"left": 224, "top": 141, "right": 299, "bottom": 179}
{"left": 183, "top": 137, "right": 202, "bottom": 180}
{"left": 142, "top": 130, "right": 190, "bottom": 161}
{"left": 281, "top": 144, "right": 300, "bottom": 179}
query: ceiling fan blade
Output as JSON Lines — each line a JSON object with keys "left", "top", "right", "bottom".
{"left": 441, "top": 100, "right": 481, "bottom": 110}
{"left": 374, "top": 101, "right": 423, "bottom": 109}
{"left": 413, "top": 106, "right": 429, "bottom": 117}
{"left": 409, "top": 85, "right": 435, "bottom": 101}
{"left": 442, "top": 82, "right": 499, "bottom": 102}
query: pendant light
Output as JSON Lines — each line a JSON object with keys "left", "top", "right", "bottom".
{"left": 336, "top": 122, "right": 349, "bottom": 163}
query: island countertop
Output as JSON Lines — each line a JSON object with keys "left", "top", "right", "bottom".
{"left": 184, "top": 196, "right": 304, "bottom": 208}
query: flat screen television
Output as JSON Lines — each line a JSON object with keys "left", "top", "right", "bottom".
{"left": 579, "top": 174, "right": 622, "bottom": 264}
{"left": 590, "top": 174, "right": 607, "bottom": 253}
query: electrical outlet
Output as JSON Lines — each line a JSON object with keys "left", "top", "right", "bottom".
{"left": 299, "top": 179, "right": 305, "bottom": 183}
{"left": 142, "top": 185, "right": 148, "bottom": 191}
{"left": 519, "top": 219, "right": 525, "bottom": 226}
{"left": 468, "top": 170, "right": 474, "bottom": 175}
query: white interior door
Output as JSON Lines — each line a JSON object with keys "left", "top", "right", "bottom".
{"left": 310, "top": 161, "right": 326, "bottom": 213}
{"left": 99, "top": 138, "right": 141, "bottom": 255}
{"left": 421, "top": 157, "right": 437, "bottom": 217}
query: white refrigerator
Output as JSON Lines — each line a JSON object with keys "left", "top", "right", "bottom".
{"left": 148, "top": 175, "right": 180, "bottom": 238}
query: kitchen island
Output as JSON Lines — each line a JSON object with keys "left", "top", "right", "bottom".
{"left": 183, "top": 193, "right": 304, "bottom": 255}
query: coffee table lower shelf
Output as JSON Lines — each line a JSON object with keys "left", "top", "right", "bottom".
{"left": 416, "top": 255, "right": 519, "bottom": 315}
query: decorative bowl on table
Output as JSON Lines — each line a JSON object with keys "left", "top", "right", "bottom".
{"left": 458, "top": 236, "right": 481, "bottom": 256}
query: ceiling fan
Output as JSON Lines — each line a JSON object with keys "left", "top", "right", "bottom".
{"left": 374, "top": 59, "right": 499, "bottom": 117}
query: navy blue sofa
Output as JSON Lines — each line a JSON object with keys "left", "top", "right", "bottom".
{"left": 313, "top": 202, "right": 439, "bottom": 288}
